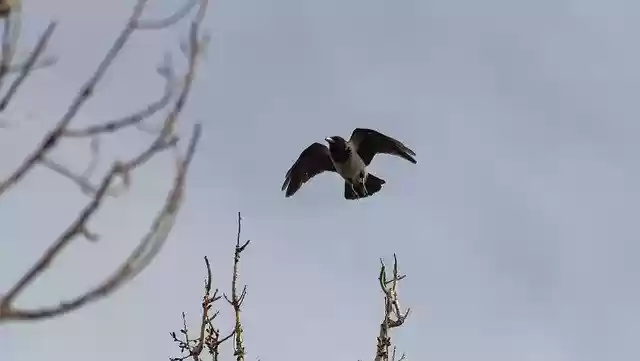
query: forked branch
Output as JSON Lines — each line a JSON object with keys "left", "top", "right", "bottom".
{"left": 0, "top": 0, "right": 210, "bottom": 323}
{"left": 170, "top": 214, "right": 252, "bottom": 361}
{"left": 374, "top": 254, "right": 411, "bottom": 361}
{"left": 224, "top": 212, "right": 251, "bottom": 361}
{"left": 170, "top": 257, "right": 235, "bottom": 361}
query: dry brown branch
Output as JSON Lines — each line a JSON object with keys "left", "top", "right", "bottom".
{"left": 170, "top": 257, "right": 235, "bottom": 361}
{"left": 171, "top": 213, "right": 251, "bottom": 361}
{"left": 374, "top": 254, "right": 410, "bottom": 361}
{"left": 0, "top": 0, "right": 210, "bottom": 323}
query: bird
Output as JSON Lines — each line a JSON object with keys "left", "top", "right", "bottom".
{"left": 281, "top": 128, "right": 417, "bottom": 200}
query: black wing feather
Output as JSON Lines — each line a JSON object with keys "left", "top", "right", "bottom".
{"left": 282, "top": 142, "right": 336, "bottom": 197}
{"left": 349, "top": 128, "right": 417, "bottom": 165}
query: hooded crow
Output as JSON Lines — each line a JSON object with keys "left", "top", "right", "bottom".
{"left": 281, "top": 128, "right": 417, "bottom": 200}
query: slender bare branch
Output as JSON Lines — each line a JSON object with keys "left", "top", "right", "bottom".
{"left": 137, "top": 0, "right": 199, "bottom": 30}
{"left": 223, "top": 212, "right": 250, "bottom": 361}
{"left": 374, "top": 254, "right": 410, "bottom": 361}
{"left": 170, "top": 255, "right": 235, "bottom": 361}
{"left": 0, "top": 0, "right": 150, "bottom": 197}
{"left": 0, "top": 123, "right": 203, "bottom": 322}
{"left": 0, "top": 0, "right": 210, "bottom": 323}
{"left": 40, "top": 155, "right": 120, "bottom": 197}
{"left": 0, "top": 21, "right": 56, "bottom": 110}
{"left": 5, "top": 54, "right": 56, "bottom": 72}
{"left": 171, "top": 214, "right": 253, "bottom": 361}
{"left": 63, "top": 55, "right": 177, "bottom": 138}
{"left": 0, "top": 13, "right": 15, "bottom": 88}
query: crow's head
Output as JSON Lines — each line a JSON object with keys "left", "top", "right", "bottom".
{"left": 325, "top": 136, "right": 350, "bottom": 162}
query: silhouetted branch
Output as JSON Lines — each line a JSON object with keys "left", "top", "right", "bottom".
{"left": 170, "top": 256, "right": 235, "bottom": 361}
{"left": 171, "top": 214, "right": 253, "bottom": 361}
{"left": 374, "top": 254, "right": 410, "bottom": 361}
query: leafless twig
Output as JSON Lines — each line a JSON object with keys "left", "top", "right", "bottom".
{"left": 0, "top": 0, "right": 210, "bottom": 323}
{"left": 224, "top": 212, "right": 250, "bottom": 361}
{"left": 0, "top": 10, "right": 15, "bottom": 88}
{"left": 138, "top": 0, "right": 200, "bottom": 30}
{"left": 0, "top": 21, "right": 56, "bottom": 110}
{"left": 171, "top": 214, "right": 252, "bottom": 361}
{"left": 63, "top": 55, "right": 176, "bottom": 138}
{"left": 374, "top": 254, "right": 410, "bottom": 361}
{"left": 0, "top": 123, "right": 202, "bottom": 322}
{"left": 170, "top": 257, "right": 235, "bottom": 361}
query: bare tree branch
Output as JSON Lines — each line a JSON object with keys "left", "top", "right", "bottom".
{"left": 224, "top": 212, "right": 250, "bottom": 361}
{"left": 137, "top": 0, "right": 199, "bottom": 30}
{"left": 171, "top": 214, "right": 252, "bottom": 361}
{"left": 40, "top": 155, "right": 119, "bottom": 197}
{"left": 374, "top": 254, "right": 410, "bottom": 361}
{"left": 0, "top": 123, "right": 202, "bottom": 322}
{"left": 0, "top": 21, "right": 56, "bottom": 110}
{"left": 0, "top": 0, "right": 150, "bottom": 196}
{"left": 6, "top": 54, "right": 56, "bottom": 73}
{"left": 62, "top": 55, "right": 176, "bottom": 138}
{"left": 0, "top": 0, "right": 210, "bottom": 323}
{"left": 0, "top": 11, "right": 16, "bottom": 87}
{"left": 170, "top": 256, "right": 235, "bottom": 361}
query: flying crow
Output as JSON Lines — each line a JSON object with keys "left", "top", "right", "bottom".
{"left": 281, "top": 128, "right": 417, "bottom": 200}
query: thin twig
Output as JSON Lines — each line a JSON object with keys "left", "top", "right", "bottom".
{"left": 0, "top": 14, "right": 15, "bottom": 89}
{"left": 137, "top": 0, "right": 199, "bottom": 30}
{"left": 40, "top": 156, "right": 121, "bottom": 197}
{"left": 5, "top": 54, "right": 56, "bottom": 72}
{"left": 224, "top": 212, "right": 250, "bottom": 361}
{"left": 63, "top": 56, "right": 177, "bottom": 138}
{"left": 0, "top": 21, "right": 57, "bottom": 110}
{"left": 0, "top": 0, "right": 209, "bottom": 323}
{"left": 170, "top": 255, "right": 235, "bottom": 361}
{"left": 0, "top": 0, "right": 150, "bottom": 197}
{"left": 0, "top": 123, "right": 203, "bottom": 321}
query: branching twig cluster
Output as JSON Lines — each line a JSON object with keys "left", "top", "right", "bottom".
{"left": 0, "top": 0, "right": 210, "bottom": 323}
{"left": 172, "top": 217, "right": 413, "bottom": 361}
{"left": 170, "top": 257, "right": 235, "bottom": 361}
{"left": 374, "top": 254, "right": 411, "bottom": 361}
{"left": 170, "top": 212, "right": 251, "bottom": 361}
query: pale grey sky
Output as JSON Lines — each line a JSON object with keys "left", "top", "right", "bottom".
{"left": 2, "top": 0, "right": 640, "bottom": 360}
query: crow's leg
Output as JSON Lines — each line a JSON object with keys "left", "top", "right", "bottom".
{"left": 359, "top": 171, "right": 369, "bottom": 196}
{"left": 350, "top": 182, "right": 360, "bottom": 200}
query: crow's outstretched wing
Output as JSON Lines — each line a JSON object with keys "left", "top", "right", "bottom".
{"left": 282, "top": 142, "right": 336, "bottom": 197}
{"left": 349, "top": 128, "right": 417, "bottom": 166}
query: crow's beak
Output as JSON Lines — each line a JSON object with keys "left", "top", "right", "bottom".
{"left": 325, "top": 137, "right": 334, "bottom": 144}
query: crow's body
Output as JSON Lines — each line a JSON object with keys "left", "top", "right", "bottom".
{"left": 281, "top": 128, "right": 417, "bottom": 200}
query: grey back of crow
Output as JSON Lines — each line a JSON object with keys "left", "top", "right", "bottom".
{"left": 281, "top": 128, "right": 417, "bottom": 200}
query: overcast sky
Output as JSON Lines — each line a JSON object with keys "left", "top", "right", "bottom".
{"left": 2, "top": 0, "right": 640, "bottom": 360}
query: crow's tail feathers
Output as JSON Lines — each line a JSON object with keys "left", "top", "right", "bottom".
{"left": 344, "top": 173, "right": 386, "bottom": 200}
